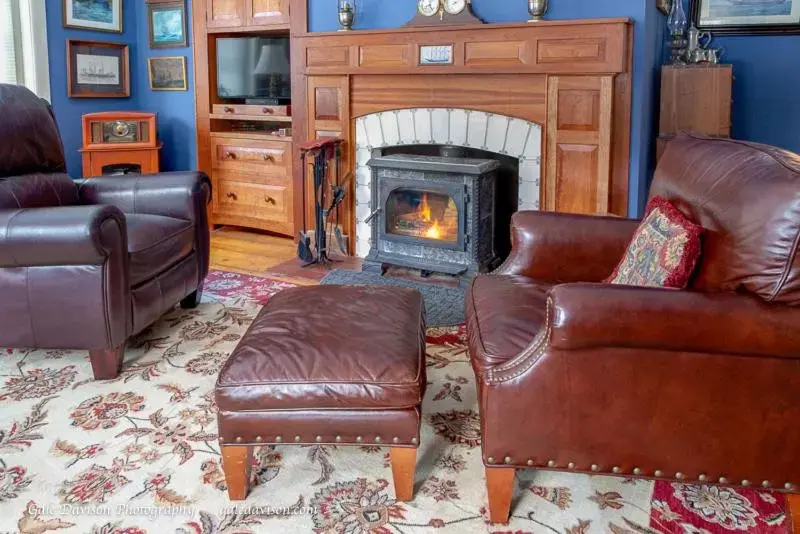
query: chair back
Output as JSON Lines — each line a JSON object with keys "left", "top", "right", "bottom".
{"left": 0, "top": 84, "right": 76, "bottom": 209}
{"left": 651, "top": 133, "right": 800, "bottom": 305}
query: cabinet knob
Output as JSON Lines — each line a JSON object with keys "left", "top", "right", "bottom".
{"left": 224, "top": 106, "right": 235, "bottom": 114}
{"left": 265, "top": 196, "right": 276, "bottom": 205}
{"left": 223, "top": 151, "right": 237, "bottom": 160}
{"left": 262, "top": 107, "right": 274, "bottom": 114}
{"left": 226, "top": 192, "right": 238, "bottom": 200}
{"left": 263, "top": 154, "right": 275, "bottom": 162}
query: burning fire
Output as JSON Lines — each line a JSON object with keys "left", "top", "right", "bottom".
{"left": 420, "top": 194, "right": 442, "bottom": 239}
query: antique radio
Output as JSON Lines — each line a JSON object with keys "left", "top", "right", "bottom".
{"left": 80, "top": 112, "right": 161, "bottom": 177}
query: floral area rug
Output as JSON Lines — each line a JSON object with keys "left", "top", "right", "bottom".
{"left": 0, "top": 270, "right": 791, "bottom": 534}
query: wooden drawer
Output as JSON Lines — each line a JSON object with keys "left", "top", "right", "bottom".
{"left": 211, "top": 136, "right": 289, "bottom": 174}
{"left": 212, "top": 104, "right": 291, "bottom": 118}
{"left": 213, "top": 172, "right": 292, "bottom": 234}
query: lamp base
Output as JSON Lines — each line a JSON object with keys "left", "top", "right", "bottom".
{"left": 338, "top": 27, "right": 353, "bottom": 31}
{"left": 527, "top": 17, "right": 544, "bottom": 22}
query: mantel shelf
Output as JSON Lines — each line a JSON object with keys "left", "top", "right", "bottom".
{"left": 210, "top": 113, "right": 292, "bottom": 123}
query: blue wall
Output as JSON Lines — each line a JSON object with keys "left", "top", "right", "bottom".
{"left": 45, "top": 0, "right": 196, "bottom": 177}
{"left": 309, "top": 0, "right": 660, "bottom": 217}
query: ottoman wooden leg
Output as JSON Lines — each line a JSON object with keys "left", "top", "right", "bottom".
{"left": 221, "top": 445, "right": 252, "bottom": 501}
{"left": 486, "top": 467, "right": 516, "bottom": 524}
{"left": 789, "top": 494, "right": 800, "bottom": 532}
{"left": 390, "top": 448, "right": 417, "bottom": 501}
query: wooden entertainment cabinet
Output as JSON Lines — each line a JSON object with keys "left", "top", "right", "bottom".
{"left": 192, "top": 0, "right": 297, "bottom": 236}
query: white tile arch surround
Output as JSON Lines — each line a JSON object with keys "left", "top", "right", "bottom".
{"left": 354, "top": 108, "right": 543, "bottom": 258}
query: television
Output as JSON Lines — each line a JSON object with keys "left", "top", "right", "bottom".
{"left": 216, "top": 37, "right": 290, "bottom": 104}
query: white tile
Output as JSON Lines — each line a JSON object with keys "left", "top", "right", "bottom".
{"left": 523, "top": 124, "right": 543, "bottom": 162}
{"left": 364, "top": 114, "right": 384, "bottom": 148}
{"left": 486, "top": 114, "right": 510, "bottom": 154}
{"left": 356, "top": 148, "right": 372, "bottom": 167}
{"left": 518, "top": 179, "right": 539, "bottom": 207}
{"left": 506, "top": 119, "right": 531, "bottom": 157}
{"left": 355, "top": 118, "right": 368, "bottom": 149}
{"left": 519, "top": 159, "right": 541, "bottom": 185}
{"left": 519, "top": 201, "right": 539, "bottom": 212}
{"left": 380, "top": 112, "right": 400, "bottom": 147}
{"left": 413, "top": 108, "right": 433, "bottom": 144}
{"left": 397, "top": 109, "right": 415, "bottom": 145}
{"left": 467, "top": 111, "right": 489, "bottom": 149}
{"left": 356, "top": 201, "right": 372, "bottom": 222}
{"left": 356, "top": 238, "right": 372, "bottom": 259}
{"left": 355, "top": 165, "right": 372, "bottom": 190}
{"left": 355, "top": 183, "right": 371, "bottom": 207}
{"left": 431, "top": 108, "right": 449, "bottom": 144}
{"left": 449, "top": 109, "right": 468, "bottom": 146}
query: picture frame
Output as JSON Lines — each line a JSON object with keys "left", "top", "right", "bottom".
{"left": 67, "top": 39, "right": 130, "bottom": 98}
{"left": 691, "top": 0, "right": 800, "bottom": 35}
{"left": 63, "top": 0, "right": 123, "bottom": 33}
{"left": 148, "top": 56, "right": 188, "bottom": 91}
{"left": 147, "top": 1, "right": 188, "bottom": 48}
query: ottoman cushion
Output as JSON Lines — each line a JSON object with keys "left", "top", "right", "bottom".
{"left": 216, "top": 285, "right": 426, "bottom": 412}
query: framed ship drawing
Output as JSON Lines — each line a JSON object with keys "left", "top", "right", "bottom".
{"left": 691, "top": 0, "right": 800, "bottom": 34}
{"left": 67, "top": 40, "right": 130, "bottom": 98}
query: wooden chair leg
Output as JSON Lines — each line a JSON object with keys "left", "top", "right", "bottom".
{"left": 390, "top": 447, "right": 417, "bottom": 501}
{"left": 486, "top": 467, "right": 515, "bottom": 525}
{"left": 180, "top": 285, "right": 204, "bottom": 309}
{"left": 788, "top": 493, "right": 800, "bottom": 532}
{"left": 89, "top": 346, "right": 124, "bottom": 380}
{"left": 221, "top": 445, "right": 252, "bottom": 501}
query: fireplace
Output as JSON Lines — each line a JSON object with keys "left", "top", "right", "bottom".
{"left": 363, "top": 153, "right": 499, "bottom": 283}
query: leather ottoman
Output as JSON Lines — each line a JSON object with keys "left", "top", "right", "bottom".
{"left": 215, "top": 285, "right": 427, "bottom": 501}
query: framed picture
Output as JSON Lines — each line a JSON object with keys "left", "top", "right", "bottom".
{"left": 148, "top": 56, "right": 188, "bottom": 91}
{"left": 63, "top": 0, "right": 123, "bottom": 33}
{"left": 67, "top": 39, "right": 130, "bottom": 98}
{"left": 147, "top": 1, "right": 187, "bottom": 48}
{"left": 691, "top": 0, "right": 800, "bottom": 34}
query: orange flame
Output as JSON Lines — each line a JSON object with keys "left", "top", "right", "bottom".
{"left": 425, "top": 220, "right": 442, "bottom": 239}
{"left": 420, "top": 194, "right": 432, "bottom": 222}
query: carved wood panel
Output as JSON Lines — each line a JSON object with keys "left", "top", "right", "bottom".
{"left": 306, "top": 76, "right": 353, "bottom": 241}
{"left": 249, "top": 0, "right": 289, "bottom": 26}
{"left": 545, "top": 75, "right": 613, "bottom": 215}
{"left": 207, "top": 0, "right": 246, "bottom": 28}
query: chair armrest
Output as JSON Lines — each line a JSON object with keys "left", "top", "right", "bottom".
{"left": 0, "top": 205, "right": 126, "bottom": 266}
{"left": 549, "top": 283, "right": 800, "bottom": 359}
{"left": 76, "top": 171, "right": 211, "bottom": 223}
{"left": 496, "top": 211, "right": 640, "bottom": 282}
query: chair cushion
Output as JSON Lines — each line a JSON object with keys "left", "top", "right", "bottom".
{"left": 126, "top": 214, "right": 194, "bottom": 286}
{"left": 466, "top": 274, "right": 551, "bottom": 374}
{"left": 215, "top": 285, "right": 426, "bottom": 412}
{"left": 606, "top": 196, "right": 703, "bottom": 289}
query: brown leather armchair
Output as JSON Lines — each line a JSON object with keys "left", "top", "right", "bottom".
{"left": 0, "top": 84, "right": 211, "bottom": 380}
{"left": 466, "top": 133, "right": 800, "bottom": 524}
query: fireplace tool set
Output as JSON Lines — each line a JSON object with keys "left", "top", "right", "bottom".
{"left": 298, "top": 138, "right": 348, "bottom": 267}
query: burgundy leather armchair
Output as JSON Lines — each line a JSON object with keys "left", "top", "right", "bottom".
{"left": 466, "top": 134, "right": 800, "bottom": 524}
{"left": 0, "top": 84, "right": 211, "bottom": 380}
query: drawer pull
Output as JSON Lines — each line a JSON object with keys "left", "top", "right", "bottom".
{"left": 226, "top": 192, "right": 238, "bottom": 200}
{"left": 223, "top": 152, "right": 237, "bottom": 160}
{"left": 263, "top": 154, "right": 275, "bottom": 162}
{"left": 261, "top": 107, "right": 274, "bottom": 114}
{"left": 265, "top": 196, "right": 276, "bottom": 205}
{"left": 224, "top": 106, "right": 235, "bottom": 114}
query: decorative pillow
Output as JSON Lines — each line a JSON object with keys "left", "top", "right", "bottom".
{"left": 606, "top": 196, "right": 703, "bottom": 288}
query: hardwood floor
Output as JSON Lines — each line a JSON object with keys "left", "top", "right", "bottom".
{"left": 209, "top": 227, "right": 360, "bottom": 285}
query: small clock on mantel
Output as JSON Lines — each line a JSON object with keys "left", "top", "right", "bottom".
{"left": 406, "top": 0, "right": 485, "bottom": 26}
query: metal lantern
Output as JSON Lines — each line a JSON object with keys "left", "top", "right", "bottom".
{"left": 528, "top": 0, "right": 548, "bottom": 22}
{"left": 338, "top": 0, "right": 356, "bottom": 32}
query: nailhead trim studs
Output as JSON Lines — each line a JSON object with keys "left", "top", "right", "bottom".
{"left": 719, "top": 477, "right": 728, "bottom": 484}
{"left": 411, "top": 437, "right": 418, "bottom": 445}
{"left": 235, "top": 437, "right": 242, "bottom": 443}
{"left": 785, "top": 482, "right": 794, "bottom": 490}
{"left": 315, "top": 436, "right": 322, "bottom": 443}
{"left": 275, "top": 436, "right": 282, "bottom": 443}
{"left": 504, "top": 456, "right": 512, "bottom": 464}
{"left": 612, "top": 466, "right": 621, "bottom": 474}
{"left": 392, "top": 437, "right": 399, "bottom": 444}
{"left": 590, "top": 464, "right": 599, "bottom": 472}
{"left": 698, "top": 474, "right": 707, "bottom": 482}
{"left": 675, "top": 472, "right": 685, "bottom": 480}
{"left": 762, "top": 480, "right": 771, "bottom": 488}
{"left": 633, "top": 468, "right": 642, "bottom": 475}
{"left": 375, "top": 437, "right": 382, "bottom": 443}
{"left": 654, "top": 470, "right": 663, "bottom": 477}
{"left": 255, "top": 436, "right": 263, "bottom": 443}
{"left": 547, "top": 460, "right": 556, "bottom": 467}
{"left": 335, "top": 435, "right": 342, "bottom": 442}
{"left": 356, "top": 436, "right": 363, "bottom": 443}
{"left": 527, "top": 459, "right": 534, "bottom": 466}
{"left": 568, "top": 462, "right": 576, "bottom": 469}
{"left": 294, "top": 436, "right": 301, "bottom": 443}
{"left": 741, "top": 480, "right": 750, "bottom": 486}
{"left": 487, "top": 457, "right": 495, "bottom": 464}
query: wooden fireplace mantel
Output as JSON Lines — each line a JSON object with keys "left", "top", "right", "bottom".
{"left": 290, "top": 18, "right": 633, "bottom": 252}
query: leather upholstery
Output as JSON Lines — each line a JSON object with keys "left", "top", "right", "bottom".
{"left": 0, "top": 84, "right": 211, "bottom": 378}
{"left": 467, "top": 133, "right": 800, "bottom": 491}
{"left": 652, "top": 134, "right": 800, "bottom": 304}
{"left": 216, "top": 286, "right": 427, "bottom": 447}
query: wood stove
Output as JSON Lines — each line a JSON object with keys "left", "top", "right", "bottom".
{"left": 363, "top": 153, "right": 499, "bottom": 284}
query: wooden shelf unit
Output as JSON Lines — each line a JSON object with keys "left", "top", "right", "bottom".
{"left": 193, "top": 0, "right": 298, "bottom": 236}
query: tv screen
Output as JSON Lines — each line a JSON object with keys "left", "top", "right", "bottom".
{"left": 216, "top": 37, "right": 290, "bottom": 100}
